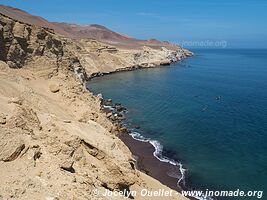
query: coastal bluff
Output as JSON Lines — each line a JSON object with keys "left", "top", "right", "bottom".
{"left": 0, "top": 5, "right": 191, "bottom": 200}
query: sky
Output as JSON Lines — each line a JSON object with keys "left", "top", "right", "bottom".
{"left": 1, "top": 0, "right": 267, "bottom": 48}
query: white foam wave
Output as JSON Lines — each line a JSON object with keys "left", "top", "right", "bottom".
{"left": 103, "top": 105, "right": 115, "bottom": 111}
{"left": 129, "top": 131, "right": 150, "bottom": 142}
{"left": 128, "top": 131, "right": 214, "bottom": 200}
{"left": 128, "top": 131, "right": 187, "bottom": 189}
{"left": 127, "top": 129, "right": 215, "bottom": 200}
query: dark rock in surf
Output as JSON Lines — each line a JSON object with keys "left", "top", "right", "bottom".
{"left": 115, "top": 104, "right": 127, "bottom": 112}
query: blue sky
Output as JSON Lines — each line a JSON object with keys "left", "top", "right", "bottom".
{"left": 1, "top": 0, "right": 267, "bottom": 48}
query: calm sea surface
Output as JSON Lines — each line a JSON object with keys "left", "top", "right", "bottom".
{"left": 88, "top": 49, "right": 267, "bottom": 199}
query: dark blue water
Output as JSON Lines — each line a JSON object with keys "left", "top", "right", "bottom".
{"left": 88, "top": 49, "right": 267, "bottom": 199}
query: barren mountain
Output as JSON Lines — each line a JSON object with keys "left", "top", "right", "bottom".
{"left": 0, "top": 4, "right": 179, "bottom": 49}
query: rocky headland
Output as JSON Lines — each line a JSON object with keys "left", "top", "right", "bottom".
{"left": 0, "top": 5, "right": 192, "bottom": 200}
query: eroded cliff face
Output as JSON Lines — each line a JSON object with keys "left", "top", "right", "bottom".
{"left": 0, "top": 13, "right": 87, "bottom": 82}
{"left": 76, "top": 39, "right": 193, "bottom": 78}
{"left": 0, "top": 10, "right": 189, "bottom": 200}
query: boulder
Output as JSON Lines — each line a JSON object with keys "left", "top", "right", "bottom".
{"left": 13, "top": 22, "right": 25, "bottom": 38}
{"left": 114, "top": 104, "right": 126, "bottom": 112}
{"left": 119, "top": 127, "right": 128, "bottom": 134}
{"left": 8, "top": 97, "right": 23, "bottom": 105}
{"left": 103, "top": 99, "right": 113, "bottom": 106}
{"left": 106, "top": 112, "right": 112, "bottom": 118}
{"left": 60, "top": 160, "right": 75, "bottom": 173}
{"left": 0, "top": 136, "right": 25, "bottom": 162}
{"left": 0, "top": 113, "right": 7, "bottom": 124}
{"left": 49, "top": 84, "right": 60, "bottom": 93}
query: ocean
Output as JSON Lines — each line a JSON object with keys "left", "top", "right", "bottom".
{"left": 88, "top": 49, "right": 267, "bottom": 199}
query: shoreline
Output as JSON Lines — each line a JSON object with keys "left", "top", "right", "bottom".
{"left": 91, "top": 82, "right": 212, "bottom": 200}
{"left": 87, "top": 58, "right": 193, "bottom": 193}
{"left": 86, "top": 52, "right": 218, "bottom": 200}
{"left": 119, "top": 130, "right": 184, "bottom": 191}
{"left": 89, "top": 63, "right": 175, "bottom": 80}
{"left": 88, "top": 50, "right": 193, "bottom": 80}
{"left": 96, "top": 91, "right": 203, "bottom": 200}
{"left": 98, "top": 99, "right": 188, "bottom": 190}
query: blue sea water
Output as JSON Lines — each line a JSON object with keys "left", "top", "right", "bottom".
{"left": 88, "top": 49, "right": 267, "bottom": 199}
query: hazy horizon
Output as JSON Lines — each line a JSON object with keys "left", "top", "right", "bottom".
{"left": 1, "top": 0, "right": 267, "bottom": 49}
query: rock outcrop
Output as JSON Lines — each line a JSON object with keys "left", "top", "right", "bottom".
{"left": 0, "top": 12, "right": 87, "bottom": 82}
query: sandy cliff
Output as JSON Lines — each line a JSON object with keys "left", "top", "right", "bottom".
{"left": 0, "top": 6, "right": 190, "bottom": 200}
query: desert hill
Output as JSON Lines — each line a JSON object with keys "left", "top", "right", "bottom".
{"left": 0, "top": 5, "right": 178, "bottom": 49}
